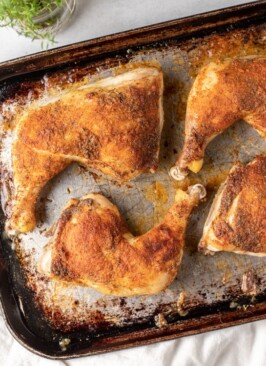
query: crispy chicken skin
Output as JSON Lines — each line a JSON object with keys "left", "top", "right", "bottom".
{"left": 10, "top": 65, "right": 164, "bottom": 233}
{"left": 170, "top": 57, "right": 266, "bottom": 180}
{"left": 39, "top": 185, "right": 206, "bottom": 296}
{"left": 199, "top": 155, "right": 266, "bottom": 256}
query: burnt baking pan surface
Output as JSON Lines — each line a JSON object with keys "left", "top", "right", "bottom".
{"left": 0, "top": 1, "right": 266, "bottom": 359}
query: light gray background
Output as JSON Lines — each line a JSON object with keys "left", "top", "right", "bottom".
{"left": 0, "top": 1, "right": 265, "bottom": 366}
{"left": 0, "top": 0, "right": 258, "bottom": 62}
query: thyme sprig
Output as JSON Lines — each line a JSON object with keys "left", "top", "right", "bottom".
{"left": 0, "top": 0, "right": 64, "bottom": 45}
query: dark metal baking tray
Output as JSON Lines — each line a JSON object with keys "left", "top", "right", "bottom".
{"left": 0, "top": 0, "right": 266, "bottom": 359}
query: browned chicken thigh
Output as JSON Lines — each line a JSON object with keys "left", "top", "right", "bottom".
{"left": 199, "top": 155, "right": 266, "bottom": 256}
{"left": 10, "top": 65, "right": 164, "bottom": 233}
{"left": 39, "top": 184, "right": 206, "bottom": 296}
{"left": 170, "top": 57, "right": 266, "bottom": 180}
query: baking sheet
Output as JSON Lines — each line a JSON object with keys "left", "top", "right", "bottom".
{"left": 0, "top": 3, "right": 266, "bottom": 357}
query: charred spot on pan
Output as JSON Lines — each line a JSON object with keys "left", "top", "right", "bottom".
{"left": 154, "top": 313, "right": 168, "bottom": 328}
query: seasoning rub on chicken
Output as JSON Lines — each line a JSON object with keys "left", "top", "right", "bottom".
{"left": 39, "top": 184, "right": 206, "bottom": 297}
{"left": 10, "top": 64, "right": 164, "bottom": 233}
{"left": 199, "top": 155, "right": 266, "bottom": 256}
{"left": 170, "top": 57, "right": 266, "bottom": 181}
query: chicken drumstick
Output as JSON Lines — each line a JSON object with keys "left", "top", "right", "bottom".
{"left": 170, "top": 57, "right": 266, "bottom": 180}
{"left": 39, "top": 184, "right": 206, "bottom": 296}
{"left": 9, "top": 65, "right": 164, "bottom": 233}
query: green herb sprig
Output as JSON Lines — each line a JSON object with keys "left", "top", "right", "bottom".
{"left": 0, "top": 0, "right": 64, "bottom": 45}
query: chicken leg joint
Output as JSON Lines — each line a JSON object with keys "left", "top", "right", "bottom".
{"left": 9, "top": 64, "right": 164, "bottom": 233}
{"left": 39, "top": 184, "right": 206, "bottom": 296}
{"left": 170, "top": 57, "right": 266, "bottom": 180}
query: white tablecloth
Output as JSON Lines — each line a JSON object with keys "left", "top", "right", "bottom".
{"left": 0, "top": 1, "right": 264, "bottom": 365}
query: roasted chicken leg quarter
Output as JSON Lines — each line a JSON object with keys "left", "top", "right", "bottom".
{"left": 10, "top": 64, "right": 164, "bottom": 233}
{"left": 170, "top": 57, "right": 266, "bottom": 180}
{"left": 39, "top": 184, "right": 206, "bottom": 297}
{"left": 199, "top": 155, "right": 266, "bottom": 256}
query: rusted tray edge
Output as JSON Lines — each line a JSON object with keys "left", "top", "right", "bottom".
{"left": 0, "top": 0, "right": 265, "bottom": 81}
{"left": 0, "top": 0, "right": 266, "bottom": 359}
{"left": 1, "top": 269, "right": 266, "bottom": 360}
{"left": 76, "top": 304, "right": 266, "bottom": 360}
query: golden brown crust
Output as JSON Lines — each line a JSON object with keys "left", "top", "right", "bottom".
{"left": 17, "top": 66, "right": 163, "bottom": 180}
{"left": 10, "top": 140, "right": 70, "bottom": 232}
{"left": 10, "top": 65, "right": 164, "bottom": 232}
{"left": 46, "top": 190, "right": 200, "bottom": 296}
{"left": 200, "top": 155, "right": 266, "bottom": 255}
{"left": 176, "top": 57, "right": 266, "bottom": 173}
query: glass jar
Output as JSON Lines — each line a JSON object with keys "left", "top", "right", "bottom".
{"left": 32, "top": 0, "right": 76, "bottom": 38}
